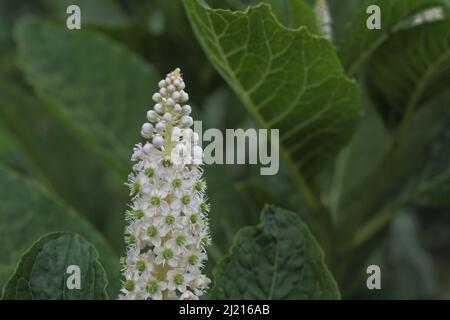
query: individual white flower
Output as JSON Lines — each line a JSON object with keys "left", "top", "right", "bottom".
{"left": 154, "top": 213, "right": 184, "bottom": 237}
{"left": 147, "top": 189, "right": 170, "bottom": 216}
{"left": 171, "top": 193, "right": 201, "bottom": 213}
{"left": 119, "top": 270, "right": 141, "bottom": 298}
{"left": 143, "top": 278, "right": 167, "bottom": 300}
{"left": 165, "top": 232, "right": 193, "bottom": 256}
{"left": 154, "top": 243, "right": 179, "bottom": 267}
{"left": 187, "top": 272, "right": 211, "bottom": 296}
{"left": 160, "top": 174, "right": 185, "bottom": 198}
{"left": 167, "top": 270, "right": 191, "bottom": 293}
{"left": 141, "top": 221, "right": 162, "bottom": 247}
{"left": 184, "top": 251, "right": 207, "bottom": 273}
{"left": 180, "top": 290, "right": 199, "bottom": 300}
{"left": 119, "top": 68, "right": 211, "bottom": 300}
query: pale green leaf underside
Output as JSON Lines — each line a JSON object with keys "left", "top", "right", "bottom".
{"left": 2, "top": 232, "right": 108, "bottom": 300}
{"left": 212, "top": 206, "right": 340, "bottom": 299}
{"left": 0, "top": 165, "right": 120, "bottom": 297}
{"left": 366, "top": 20, "right": 450, "bottom": 124}
{"left": 184, "top": 0, "right": 360, "bottom": 178}
{"left": 341, "top": 0, "right": 447, "bottom": 75}
{"left": 15, "top": 18, "right": 158, "bottom": 173}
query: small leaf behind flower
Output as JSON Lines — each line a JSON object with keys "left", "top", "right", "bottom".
{"left": 2, "top": 232, "right": 108, "bottom": 300}
{"left": 212, "top": 205, "right": 340, "bottom": 299}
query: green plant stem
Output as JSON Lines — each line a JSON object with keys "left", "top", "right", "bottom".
{"left": 353, "top": 210, "right": 394, "bottom": 248}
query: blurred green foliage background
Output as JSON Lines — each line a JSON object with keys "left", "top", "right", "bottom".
{"left": 1, "top": 0, "right": 450, "bottom": 299}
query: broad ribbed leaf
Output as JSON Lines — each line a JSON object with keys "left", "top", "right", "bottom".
{"left": 366, "top": 20, "right": 450, "bottom": 125}
{"left": 0, "top": 165, "right": 120, "bottom": 296}
{"left": 3, "top": 232, "right": 108, "bottom": 300}
{"left": 184, "top": 0, "right": 360, "bottom": 179}
{"left": 15, "top": 18, "right": 158, "bottom": 174}
{"left": 212, "top": 206, "right": 340, "bottom": 299}
{"left": 0, "top": 82, "right": 127, "bottom": 233}
{"left": 259, "top": 0, "right": 319, "bottom": 33}
{"left": 341, "top": 0, "right": 447, "bottom": 75}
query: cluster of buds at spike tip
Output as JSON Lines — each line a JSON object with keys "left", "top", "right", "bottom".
{"left": 119, "top": 68, "right": 211, "bottom": 300}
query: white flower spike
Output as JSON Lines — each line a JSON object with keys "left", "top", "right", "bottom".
{"left": 119, "top": 68, "right": 211, "bottom": 300}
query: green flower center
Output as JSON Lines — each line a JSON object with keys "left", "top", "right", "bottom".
{"left": 195, "top": 181, "right": 204, "bottom": 191}
{"left": 162, "top": 159, "right": 172, "bottom": 167}
{"left": 163, "top": 248, "right": 173, "bottom": 260}
{"left": 145, "top": 168, "right": 154, "bottom": 177}
{"left": 165, "top": 215, "right": 175, "bottom": 225}
{"left": 174, "top": 274, "right": 184, "bottom": 285}
{"left": 190, "top": 214, "right": 198, "bottom": 224}
{"left": 133, "top": 209, "right": 144, "bottom": 219}
{"left": 201, "top": 236, "right": 210, "bottom": 246}
{"left": 176, "top": 236, "right": 186, "bottom": 246}
{"left": 200, "top": 202, "right": 208, "bottom": 212}
{"left": 136, "top": 260, "right": 146, "bottom": 272}
{"left": 172, "top": 178, "right": 181, "bottom": 188}
{"left": 146, "top": 281, "right": 158, "bottom": 294}
{"left": 147, "top": 225, "right": 157, "bottom": 237}
{"left": 124, "top": 280, "right": 135, "bottom": 291}
{"left": 132, "top": 182, "right": 140, "bottom": 193}
{"left": 150, "top": 196, "right": 161, "bottom": 206}
{"left": 181, "top": 195, "right": 190, "bottom": 205}
{"left": 188, "top": 255, "right": 198, "bottom": 265}
{"left": 126, "top": 234, "right": 136, "bottom": 244}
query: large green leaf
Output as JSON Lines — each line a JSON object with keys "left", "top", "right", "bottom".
{"left": 366, "top": 20, "right": 450, "bottom": 125}
{"left": 0, "top": 81, "right": 127, "bottom": 236}
{"left": 0, "top": 117, "right": 34, "bottom": 173}
{"left": 258, "top": 0, "right": 319, "bottom": 33}
{"left": 210, "top": 0, "right": 320, "bottom": 33}
{"left": 340, "top": 0, "right": 447, "bottom": 75}
{"left": 2, "top": 232, "right": 108, "bottom": 300}
{"left": 0, "top": 165, "right": 120, "bottom": 297}
{"left": 212, "top": 206, "right": 340, "bottom": 299}
{"left": 183, "top": 0, "right": 360, "bottom": 181}
{"left": 15, "top": 17, "right": 158, "bottom": 174}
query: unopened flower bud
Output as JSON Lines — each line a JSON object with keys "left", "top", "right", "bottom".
{"left": 152, "top": 135, "right": 164, "bottom": 148}
{"left": 182, "top": 105, "right": 191, "bottom": 115}
{"left": 155, "top": 122, "right": 165, "bottom": 133}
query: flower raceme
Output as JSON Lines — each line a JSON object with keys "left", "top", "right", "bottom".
{"left": 119, "top": 68, "right": 211, "bottom": 300}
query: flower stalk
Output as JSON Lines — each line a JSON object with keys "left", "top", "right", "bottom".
{"left": 119, "top": 68, "right": 211, "bottom": 300}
